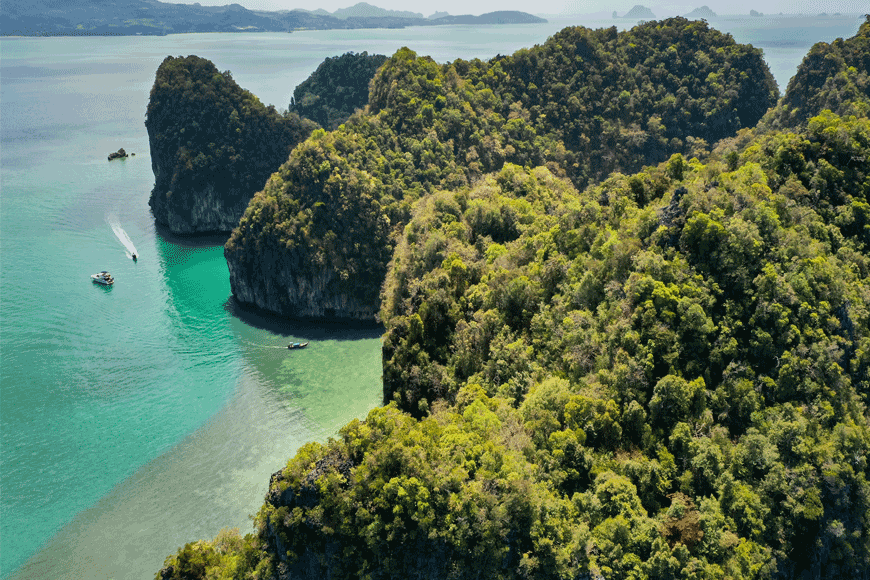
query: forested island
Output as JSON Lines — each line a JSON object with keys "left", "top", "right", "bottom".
{"left": 154, "top": 16, "right": 870, "bottom": 580}
{"left": 220, "top": 18, "right": 776, "bottom": 320}
{"left": 618, "top": 6, "right": 656, "bottom": 19}
{"left": 146, "top": 56, "right": 318, "bottom": 234}
{"left": 146, "top": 51, "right": 391, "bottom": 234}
{"left": 684, "top": 6, "right": 717, "bottom": 19}
{"left": 289, "top": 52, "right": 389, "bottom": 131}
{"left": 0, "top": 0, "right": 544, "bottom": 37}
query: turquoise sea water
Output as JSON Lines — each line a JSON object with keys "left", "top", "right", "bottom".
{"left": 0, "top": 15, "right": 864, "bottom": 579}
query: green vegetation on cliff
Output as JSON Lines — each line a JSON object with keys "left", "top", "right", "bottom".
{"left": 289, "top": 52, "right": 388, "bottom": 131}
{"left": 160, "top": 16, "right": 870, "bottom": 580}
{"left": 146, "top": 55, "right": 316, "bottom": 232}
{"left": 767, "top": 17, "right": 870, "bottom": 128}
{"left": 477, "top": 19, "right": 777, "bottom": 186}
{"left": 226, "top": 17, "right": 777, "bottom": 319}
{"left": 377, "top": 119, "right": 870, "bottom": 576}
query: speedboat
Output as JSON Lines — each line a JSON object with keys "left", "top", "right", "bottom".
{"left": 91, "top": 271, "right": 114, "bottom": 285}
{"left": 287, "top": 342, "right": 309, "bottom": 350}
{"left": 132, "top": 253, "right": 137, "bottom": 261}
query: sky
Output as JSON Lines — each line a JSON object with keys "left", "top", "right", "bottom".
{"left": 168, "top": 0, "right": 868, "bottom": 18}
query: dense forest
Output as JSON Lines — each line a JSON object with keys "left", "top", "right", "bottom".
{"left": 146, "top": 52, "right": 387, "bottom": 234}
{"left": 289, "top": 52, "right": 388, "bottom": 130}
{"left": 159, "top": 16, "right": 870, "bottom": 580}
{"left": 146, "top": 55, "right": 317, "bottom": 233}
{"left": 225, "top": 17, "right": 778, "bottom": 320}
{"left": 767, "top": 20, "right": 870, "bottom": 128}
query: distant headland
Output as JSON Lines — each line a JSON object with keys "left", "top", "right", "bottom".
{"left": 0, "top": 0, "right": 546, "bottom": 37}
{"left": 613, "top": 5, "right": 656, "bottom": 19}
{"left": 685, "top": 6, "right": 717, "bottom": 19}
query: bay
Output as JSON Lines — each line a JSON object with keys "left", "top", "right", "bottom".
{"left": 0, "top": 15, "right": 864, "bottom": 580}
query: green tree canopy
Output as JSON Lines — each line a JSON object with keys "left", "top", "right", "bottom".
{"left": 160, "top": 18, "right": 870, "bottom": 580}
{"left": 146, "top": 55, "right": 316, "bottom": 232}
{"left": 289, "top": 51, "right": 388, "bottom": 130}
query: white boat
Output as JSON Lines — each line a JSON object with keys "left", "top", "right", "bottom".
{"left": 91, "top": 271, "right": 114, "bottom": 285}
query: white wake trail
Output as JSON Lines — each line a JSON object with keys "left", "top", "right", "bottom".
{"left": 240, "top": 339, "right": 290, "bottom": 350}
{"left": 107, "top": 214, "right": 139, "bottom": 258}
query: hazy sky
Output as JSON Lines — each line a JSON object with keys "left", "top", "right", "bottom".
{"left": 170, "top": 0, "right": 868, "bottom": 17}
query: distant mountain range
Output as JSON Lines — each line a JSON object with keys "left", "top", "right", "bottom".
{"left": 331, "top": 2, "right": 423, "bottom": 20}
{"left": 0, "top": 0, "right": 546, "bottom": 36}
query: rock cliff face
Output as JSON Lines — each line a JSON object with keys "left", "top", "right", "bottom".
{"left": 225, "top": 246, "right": 381, "bottom": 320}
{"left": 258, "top": 456, "right": 350, "bottom": 580}
{"left": 148, "top": 162, "right": 252, "bottom": 235}
{"left": 223, "top": 127, "right": 393, "bottom": 323}
{"left": 148, "top": 159, "right": 258, "bottom": 234}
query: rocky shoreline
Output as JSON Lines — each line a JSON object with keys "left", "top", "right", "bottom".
{"left": 148, "top": 181, "right": 251, "bottom": 235}
{"left": 225, "top": 248, "right": 380, "bottom": 321}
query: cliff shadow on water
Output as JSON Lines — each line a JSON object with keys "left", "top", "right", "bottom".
{"left": 152, "top": 219, "right": 384, "bottom": 343}
{"left": 224, "top": 295, "right": 384, "bottom": 342}
{"left": 154, "top": 221, "right": 233, "bottom": 248}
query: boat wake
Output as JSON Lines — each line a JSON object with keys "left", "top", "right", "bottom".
{"left": 107, "top": 215, "right": 139, "bottom": 259}
{"left": 240, "top": 339, "right": 291, "bottom": 350}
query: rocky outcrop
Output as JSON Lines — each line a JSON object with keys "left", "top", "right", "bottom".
{"left": 225, "top": 249, "right": 381, "bottom": 321}
{"left": 685, "top": 6, "right": 717, "bottom": 19}
{"left": 259, "top": 453, "right": 455, "bottom": 580}
{"left": 259, "top": 453, "right": 352, "bottom": 580}
{"left": 149, "top": 182, "right": 254, "bottom": 234}
{"left": 145, "top": 55, "right": 315, "bottom": 235}
{"left": 288, "top": 51, "right": 388, "bottom": 131}
{"left": 107, "top": 148, "right": 128, "bottom": 161}
{"left": 223, "top": 127, "right": 392, "bottom": 323}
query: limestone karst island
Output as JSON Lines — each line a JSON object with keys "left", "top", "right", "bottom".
{"left": 139, "top": 12, "right": 870, "bottom": 580}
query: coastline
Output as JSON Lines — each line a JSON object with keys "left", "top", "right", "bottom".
{"left": 8, "top": 369, "right": 322, "bottom": 580}
{"left": 8, "top": 310, "right": 383, "bottom": 580}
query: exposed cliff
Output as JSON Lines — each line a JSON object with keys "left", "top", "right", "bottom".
{"left": 225, "top": 245, "right": 383, "bottom": 320}
{"left": 224, "top": 129, "right": 393, "bottom": 320}
{"left": 146, "top": 55, "right": 316, "bottom": 234}
{"left": 150, "top": 182, "right": 253, "bottom": 235}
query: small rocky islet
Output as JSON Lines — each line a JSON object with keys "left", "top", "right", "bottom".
{"left": 107, "top": 147, "right": 132, "bottom": 161}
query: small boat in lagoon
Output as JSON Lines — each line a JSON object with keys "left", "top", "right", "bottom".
{"left": 91, "top": 271, "right": 114, "bottom": 285}
{"left": 287, "top": 342, "right": 309, "bottom": 350}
